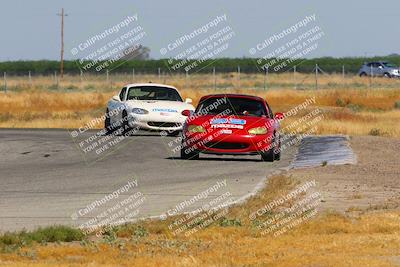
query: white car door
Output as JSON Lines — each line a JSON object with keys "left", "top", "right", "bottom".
{"left": 108, "top": 87, "right": 127, "bottom": 125}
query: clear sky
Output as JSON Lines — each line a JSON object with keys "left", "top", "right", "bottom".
{"left": 0, "top": 0, "right": 399, "bottom": 61}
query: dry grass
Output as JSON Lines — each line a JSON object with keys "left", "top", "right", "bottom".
{"left": 1, "top": 73, "right": 400, "bottom": 137}
{"left": 1, "top": 174, "right": 400, "bottom": 266}
{"left": 6, "top": 71, "right": 400, "bottom": 91}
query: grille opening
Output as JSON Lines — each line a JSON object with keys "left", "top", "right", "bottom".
{"left": 147, "top": 121, "right": 181, "bottom": 128}
{"left": 205, "top": 142, "right": 249, "bottom": 150}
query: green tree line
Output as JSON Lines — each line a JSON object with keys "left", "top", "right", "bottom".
{"left": 0, "top": 56, "right": 399, "bottom": 75}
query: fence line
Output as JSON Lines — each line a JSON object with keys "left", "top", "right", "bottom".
{"left": 1, "top": 65, "right": 399, "bottom": 93}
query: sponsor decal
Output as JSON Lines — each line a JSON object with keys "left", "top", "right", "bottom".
{"left": 220, "top": 129, "right": 232, "bottom": 134}
{"left": 211, "top": 124, "right": 244, "bottom": 129}
{"left": 152, "top": 108, "right": 178, "bottom": 113}
{"left": 230, "top": 118, "right": 246, "bottom": 125}
{"left": 211, "top": 118, "right": 228, "bottom": 124}
{"left": 210, "top": 118, "right": 246, "bottom": 125}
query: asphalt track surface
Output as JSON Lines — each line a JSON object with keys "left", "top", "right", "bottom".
{"left": 0, "top": 129, "right": 297, "bottom": 232}
{"left": 290, "top": 135, "right": 357, "bottom": 168}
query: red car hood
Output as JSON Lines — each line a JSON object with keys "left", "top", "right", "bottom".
{"left": 187, "top": 114, "right": 274, "bottom": 135}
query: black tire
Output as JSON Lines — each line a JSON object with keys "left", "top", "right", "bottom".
{"left": 167, "top": 130, "right": 181, "bottom": 137}
{"left": 384, "top": 73, "right": 391, "bottom": 78}
{"left": 261, "top": 135, "right": 278, "bottom": 162}
{"left": 121, "top": 110, "right": 132, "bottom": 135}
{"left": 261, "top": 148, "right": 275, "bottom": 162}
{"left": 359, "top": 72, "right": 367, "bottom": 77}
{"left": 275, "top": 149, "right": 281, "bottom": 160}
{"left": 274, "top": 137, "right": 281, "bottom": 161}
{"left": 104, "top": 109, "right": 112, "bottom": 135}
{"left": 180, "top": 146, "right": 199, "bottom": 160}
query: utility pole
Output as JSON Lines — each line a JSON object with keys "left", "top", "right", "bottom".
{"left": 3, "top": 72, "right": 7, "bottom": 93}
{"left": 213, "top": 67, "right": 216, "bottom": 90}
{"left": 264, "top": 67, "right": 268, "bottom": 90}
{"left": 342, "top": 65, "right": 345, "bottom": 79}
{"left": 57, "top": 8, "right": 68, "bottom": 79}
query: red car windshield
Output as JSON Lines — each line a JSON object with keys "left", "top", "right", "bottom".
{"left": 196, "top": 97, "right": 267, "bottom": 117}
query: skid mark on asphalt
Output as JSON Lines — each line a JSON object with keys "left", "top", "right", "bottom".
{"left": 290, "top": 135, "right": 357, "bottom": 169}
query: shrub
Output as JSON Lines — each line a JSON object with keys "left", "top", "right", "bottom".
{"left": 347, "top": 103, "right": 363, "bottom": 112}
{"left": 219, "top": 218, "right": 242, "bottom": 227}
{"left": 65, "top": 84, "right": 79, "bottom": 90}
{"left": 0, "top": 226, "right": 84, "bottom": 251}
{"left": 110, "top": 224, "right": 149, "bottom": 239}
{"left": 30, "top": 226, "right": 84, "bottom": 243}
{"left": 47, "top": 84, "right": 59, "bottom": 90}
{"left": 84, "top": 84, "right": 96, "bottom": 90}
{"left": 0, "top": 112, "right": 13, "bottom": 122}
{"left": 133, "top": 225, "right": 148, "bottom": 238}
{"left": 369, "top": 128, "right": 381, "bottom": 136}
{"left": 336, "top": 98, "right": 346, "bottom": 107}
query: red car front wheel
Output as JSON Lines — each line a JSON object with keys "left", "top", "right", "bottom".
{"left": 180, "top": 145, "right": 200, "bottom": 160}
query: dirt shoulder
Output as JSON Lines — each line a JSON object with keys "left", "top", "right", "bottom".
{"left": 290, "top": 135, "right": 400, "bottom": 213}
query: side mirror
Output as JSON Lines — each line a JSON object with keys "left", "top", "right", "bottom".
{"left": 181, "top": 110, "right": 191, "bottom": 116}
{"left": 112, "top": 95, "right": 120, "bottom": 101}
{"left": 185, "top": 98, "right": 193, "bottom": 104}
{"left": 274, "top": 112, "right": 284, "bottom": 120}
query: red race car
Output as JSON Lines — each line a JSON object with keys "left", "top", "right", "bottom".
{"left": 180, "top": 94, "right": 283, "bottom": 161}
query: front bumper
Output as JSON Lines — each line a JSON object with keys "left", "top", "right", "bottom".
{"left": 128, "top": 113, "right": 186, "bottom": 131}
{"left": 390, "top": 72, "right": 400, "bottom": 78}
{"left": 183, "top": 131, "right": 274, "bottom": 155}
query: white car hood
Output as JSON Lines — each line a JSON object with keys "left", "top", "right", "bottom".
{"left": 125, "top": 100, "right": 194, "bottom": 113}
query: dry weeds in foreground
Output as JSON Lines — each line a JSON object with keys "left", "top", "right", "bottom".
{"left": 1, "top": 174, "right": 400, "bottom": 266}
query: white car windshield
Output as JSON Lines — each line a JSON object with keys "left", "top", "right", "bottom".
{"left": 126, "top": 86, "right": 183, "bottom": 101}
{"left": 383, "top": 62, "right": 397, "bottom": 68}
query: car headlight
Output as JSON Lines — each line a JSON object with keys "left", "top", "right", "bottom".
{"left": 131, "top": 108, "right": 149, "bottom": 114}
{"left": 248, "top": 127, "right": 268, "bottom": 135}
{"left": 187, "top": 125, "right": 206, "bottom": 133}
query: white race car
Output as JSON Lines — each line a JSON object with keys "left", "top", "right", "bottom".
{"left": 105, "top": 83, "right": 195, "bottom": 135}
